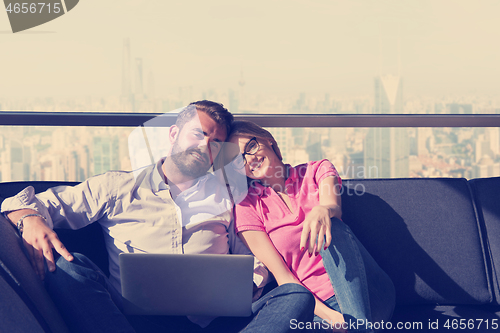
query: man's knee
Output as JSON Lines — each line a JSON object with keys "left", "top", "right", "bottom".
{"left": 330, "top": 217, "right": 349, "bottom": 231}
{"left": 51, "top": 252, "right": 103, "bottom": 284}
{"left": 55, "top": 252, "right": 98, "bottom": 270}
{"left": 274, "top": 283, "right": 315, "bottom": 307}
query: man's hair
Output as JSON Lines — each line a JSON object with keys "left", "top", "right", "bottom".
{"left": 176, "top": 100, "right": 233, "bottom": 136}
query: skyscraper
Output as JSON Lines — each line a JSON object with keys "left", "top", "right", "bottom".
{"left": 93, "top": 136, "right": 120, "bottom": 176}
{"left": 0, "top": 139, "right": 24, "bottom": 181}
{"left": 121, "top": 38, "right": 134, "bottom": 110}
{"left": 364, "top": 75, "right": 409, "bottom": 178}
{"left": 134, "top": 57, "right": 144, "bottom": 97}
{"left": 121, "top": 38, "right": 132, "bottom": 98}
{"left": 238, "top": 69, "right": 246, "bottom": 110}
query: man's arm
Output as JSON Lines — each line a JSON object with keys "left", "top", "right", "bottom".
{"left": 1, "top": 172, "right": 118, "bottom": 279}
{"left": 5, "top": 209, "right": 73, "bottom": 280}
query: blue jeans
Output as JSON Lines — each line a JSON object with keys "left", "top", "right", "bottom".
{"left": 314, "top": 218, "right": 396, "bottom": 333}
{"left": 45, "top": 253, "right": 315, "bottom": 333}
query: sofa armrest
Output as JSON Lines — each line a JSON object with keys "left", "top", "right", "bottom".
{"left": 0, "top": 214, "right": 69, "bottom": 333}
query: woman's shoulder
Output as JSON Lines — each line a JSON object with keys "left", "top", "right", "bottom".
{"left": 310, "top": 158, "right": 334, "bottom": 167}
{"left": 285, "top": 160, "right": 334, "bottom": 182}
{"left": 290, "top": 159, "right": 334, "bottom": 168}
{"left": 295, "top": 159, "right": 336, "bottom": 173}
{"left": 308, "top": 159, "right": 338, "bottom": 171}
{"left": 299, "top": 159, "right": 341, "bottom": 182}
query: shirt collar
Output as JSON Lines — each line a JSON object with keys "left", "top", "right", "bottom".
{"left": 152, "top": 158, "right": 168, "bottom": 192}
{"left": 285, "top": 164, "right": 299, "bottom": 182}
{"left": 249, "top": 180, "right": 266, "bottom": 197}
{"left": 179, "top": 174, "right": 210, "bottom": 198}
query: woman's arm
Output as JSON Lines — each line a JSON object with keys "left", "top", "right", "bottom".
{"left": 318, "top": 175, "right": 342, "bottom": 219}
{"left": 238, "top": 230, "right": 345, "bottom": 328}
{"left": 300, "top": 175, "right": 342, "bottom": 255}
{"left": 238, "top": 230, "right": 298, "bottom": 286}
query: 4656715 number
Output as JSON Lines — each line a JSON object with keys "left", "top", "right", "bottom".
{"left": 444, "top": 318, "right": 498, "bottom": 330}
{"left": 5, "top": 2, "right": 62, "bottom": 14}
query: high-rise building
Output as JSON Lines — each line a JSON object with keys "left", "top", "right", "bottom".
{"left": 146, "top": 71, "right": 155, "bottom": 100}
{"left": 416, "top": 128, "right": 433, "bottom": 156}
{"left": 474, "top": 128, "right": 500, "bottom": 163}
{"left": 228, "top": 89, "right": 239, "bottom": 113}
{"left": 134, "top": 57, "right": 144, "bottom": 97}
{"left": 65, "top": 151, "right": 80, "bottom": 181}
{"left": 0, "top": 139, "right": 24, "bottom": 181}
{"left": 473, "top": 155, "right": 500, "bottom": 178}
{"left": 238, "top": 70, "right": 246, "bottom": 110}
{"left": 93, "top": 136, "right": 120, "bottom": 176}
{"left": 446, "top": 103, "right": 473, "bottom": 114}
{"left": 121, "top": 38, "right": 132, "bottom": 98}
{"left": 121, "top": 38, "right": 134, "bottom": 110}
{"left": 364, "top": 75, "right": 409, "bottom": 178}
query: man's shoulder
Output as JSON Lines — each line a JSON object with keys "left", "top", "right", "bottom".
{"left": 90, "top": 169, "right": 134, "bottom": 181}
{"left": 83, "top": 169, "right": 140, "bottom": 191}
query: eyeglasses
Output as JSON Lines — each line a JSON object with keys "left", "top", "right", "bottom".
{"left": 241, "top": 137, "right": 260, "bottom": 165}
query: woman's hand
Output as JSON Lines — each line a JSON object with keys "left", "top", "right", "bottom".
{"left": 300, "top": 174, "right": 342, "bottom": 256}
{"left": 300, "top": 205, "right": 332, "bottom": 256}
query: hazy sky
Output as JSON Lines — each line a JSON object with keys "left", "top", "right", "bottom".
{"left": 1, "top": 0, "right": 499, "bottom": 99}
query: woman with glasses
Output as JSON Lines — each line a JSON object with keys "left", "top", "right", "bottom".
{"left": 227, "top": 120, "right": 395, "bottom": 333}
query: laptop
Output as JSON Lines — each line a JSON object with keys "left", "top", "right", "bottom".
{"left": 119, "top": 253, "right": 254, "bottom": 317}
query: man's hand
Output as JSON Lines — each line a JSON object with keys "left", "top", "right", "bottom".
{"left": 300, "top": 205, "right": 332, "bottom": 256}
{"left": 7, "top": 210, "right": 73, "bottom": 280}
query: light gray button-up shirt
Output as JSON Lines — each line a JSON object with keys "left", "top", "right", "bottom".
{"left": 1, "top": 159, "right": 268, "bottom": 295}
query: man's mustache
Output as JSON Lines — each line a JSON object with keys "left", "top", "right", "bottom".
{"left": 185, "top": 147, "right": 209, "bottom": 164}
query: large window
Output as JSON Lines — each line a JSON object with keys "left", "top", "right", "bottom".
{"left": 0, "top": 126, "right": 133, "bottom": 181}
{"left": 1, "top": 123, "right": 498, "bottom": 182}
{"left": 268, "top": 126, "right": 499, "bottom": 179}
{"left": 1, "top": 1, "right": 498, "bottom": 181}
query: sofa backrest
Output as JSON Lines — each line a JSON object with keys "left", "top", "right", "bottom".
{"left": 469, "top": 176, "right": 500, "bottom": 305}
{"left": 341, "top": 178, "right": 493, "bottom": 306}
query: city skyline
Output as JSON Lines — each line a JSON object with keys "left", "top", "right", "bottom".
{"left": 1, "top": 89, "right": 499, "bottom": 182}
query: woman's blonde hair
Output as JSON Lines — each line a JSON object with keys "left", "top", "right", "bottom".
{"left": 227, "top": 120, "right": 283, "bottom": 160}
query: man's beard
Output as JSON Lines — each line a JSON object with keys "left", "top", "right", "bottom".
{"left": 170, "top": 140, "right": 211, "bottom": 179}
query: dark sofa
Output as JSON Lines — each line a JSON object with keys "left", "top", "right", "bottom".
{"left": 1, "top": 177, "right": 500, "bottom": 332}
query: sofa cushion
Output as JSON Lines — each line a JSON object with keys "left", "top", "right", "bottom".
{"left": 341, "top": 178, "right": 492, "bottom": 305}
{"left": 469, "top": 177, "right": 500, "bottom": 305}
{"left": 0, "top": 274, "right": 46, "bottom": 333}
